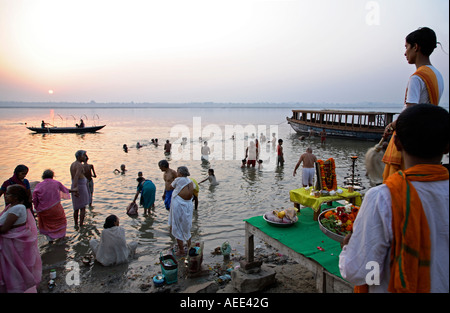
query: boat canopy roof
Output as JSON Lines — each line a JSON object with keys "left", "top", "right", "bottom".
{"left": 291, "top": 109, "right": 396, "bottom": 116}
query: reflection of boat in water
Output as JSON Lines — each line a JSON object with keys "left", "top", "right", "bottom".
{"left": 27, "top": 125, "right": 106, "bottom": 134}
{"left": 287, "top": 109, "right": 396, "bottom": 141}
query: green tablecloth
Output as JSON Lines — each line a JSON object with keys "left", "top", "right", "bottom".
{"left": 244, "top": 203, "right": 344, "bottom": 278}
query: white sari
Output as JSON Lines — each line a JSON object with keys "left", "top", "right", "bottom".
{"left": 168, "top": 177, "right": 194, "bottom": 241}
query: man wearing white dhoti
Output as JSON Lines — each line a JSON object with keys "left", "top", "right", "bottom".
{"left": 168, "top": 166, "right": 194, "bottom": 256}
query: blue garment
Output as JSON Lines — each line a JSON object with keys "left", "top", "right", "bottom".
{"left": 164, "top": 189, "right": 173, "bottom": 211}
{"left": 137, "top": 180, "right": 156, "bottom": 209}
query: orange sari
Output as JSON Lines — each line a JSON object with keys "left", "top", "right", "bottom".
{"left": 37, "top": 202, "right": 67, "bottom": 240}
{"left": 382, "top": 66, "right": 440, "bottom": 182}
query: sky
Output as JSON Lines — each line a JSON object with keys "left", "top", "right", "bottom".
{"left": 0, "top": 0, "right": 449, "bottom": 105}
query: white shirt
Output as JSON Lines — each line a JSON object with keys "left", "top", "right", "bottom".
{"left": 0, "top": 204, "right": 27, "bottom": 225}
{"left": 339, "top": 179, "right": 449, "bottom": 293}
{"left": 405, "top": 65, "right": 444, "bottom": 107}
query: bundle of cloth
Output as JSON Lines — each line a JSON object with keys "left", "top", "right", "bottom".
{"left": 264, "top": 208, "right": 298, "bottom": 224}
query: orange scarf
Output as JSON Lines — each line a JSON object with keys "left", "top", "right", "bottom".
{"left": 385, "top": 164, "right": 448, "bottom": 293}
{"left": 411, "top": 66, "right": 440, "bottom": 105}
{"left": 382, "top": 66, "right": 440, "bottom": 182}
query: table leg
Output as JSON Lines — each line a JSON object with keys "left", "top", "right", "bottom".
{"left": 313, "top": 209, "right": 320, "bottom": 221}
{"left": 245, "top": 223, "right": 254, "bottom": 263}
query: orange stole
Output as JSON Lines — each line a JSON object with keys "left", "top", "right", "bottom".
{"left": 382, "top": 66, "right": 440, "bottom": 182}
{"left": 385, "top": 164, "right": 448, "bottom": 293}
{"left": 413, "top": 66, "right": 440, "bottom": 105}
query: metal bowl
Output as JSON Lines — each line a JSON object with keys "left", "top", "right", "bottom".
{"left": 318, "top": 209, "right": 345, "bottom": 243}
{"left": 263, "top": 214, "right": 297, "bottom": 228}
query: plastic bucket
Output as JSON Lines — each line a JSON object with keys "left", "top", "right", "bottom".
{"left": 160, "top": 252, "right": 178, "bottom": 284}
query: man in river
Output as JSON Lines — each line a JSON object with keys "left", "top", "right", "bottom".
{"left": 70, "top": 150, "right": 90, "bottom": 227}
{"left": 293, "top": 147, "right": 317, "bottom": 187}
{"left": 158, "top": 160, "right": 177, "bottom": 211}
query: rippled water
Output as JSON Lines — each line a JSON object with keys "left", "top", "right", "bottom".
{"left": 0, "top": 106, "right": 380, "bottom": 286}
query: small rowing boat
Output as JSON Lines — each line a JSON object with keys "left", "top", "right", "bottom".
{"left": 286, "top": 109, "right": 396, "bottom": 141}
{"left": 27, "top": 125, "right": 106, "bottom": 134}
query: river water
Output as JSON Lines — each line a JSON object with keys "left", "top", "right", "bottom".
{"left": 0, "top": 105, "right": 402, "bottom": 290}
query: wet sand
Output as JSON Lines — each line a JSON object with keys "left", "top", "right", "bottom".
{"left": 37, "top": 237, "right": 317, "bottom": 294}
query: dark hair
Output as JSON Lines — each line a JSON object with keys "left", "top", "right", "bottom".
{"left": 6, "top": 184, "right": 31, "bottom": 208}
{"left": 406, "top": 27, "right": 437, "bottom": 57}
{"left": 75, "top": 150, "right": 86, "bottom": 159}
{"left": 158, "top": 160, "right": 169, "bottom": 168}
{"left": 42, "top": 169, "right": 54, "bottom": 179}
{"left": 396, "top": 104, "right": 449, "bottom": 159}
{"left": 208, "top": 169, "right": 215, "bottom": 176}
{"left": 14, "top": 164, "right": 29, "bottom": 175}
{"left": 104, "top": 215, "right": 118, "bottom": 229}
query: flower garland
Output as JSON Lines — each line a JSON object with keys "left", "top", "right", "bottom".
{"left": 317, "top": 158, "right": 337, "bottom": 191}
{"left": 321, "top": 204, "right": 360, "bottom": 234}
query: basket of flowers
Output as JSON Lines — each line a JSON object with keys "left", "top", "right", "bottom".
{"left": 318, "top": 204, "right": 360, "bottom": 243}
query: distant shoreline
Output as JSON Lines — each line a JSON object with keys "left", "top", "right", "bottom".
{"left": 0, "top": 101, "right": 421, "bottom": 110}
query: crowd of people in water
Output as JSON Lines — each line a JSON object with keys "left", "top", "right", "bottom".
{"left": 0, "top": 26, "right": 448, "bottom": 294}
{"left": 0, "top": 131, "right": 286, "bottom": 292}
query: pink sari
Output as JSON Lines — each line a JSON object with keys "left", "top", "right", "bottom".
{"left": 0, "top": 207, "right": 42, "bottom": 293}
{"left": 33, "top": 179, "right": 70, "bottom": 240}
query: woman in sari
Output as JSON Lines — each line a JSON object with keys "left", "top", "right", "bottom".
{"left": 0, "top": 165, "right": 32, "bottom": 207}
{"left": 132, "top": 175, "right": 156, "bottom": 215}
{"left": 168, "top": 166, "right": 194, "bottom": 256}
{"left": 32, "top": 170, "right": 72, "bottom": 242}
{"left": 0, "top": 184, "right": 42, "bottom": 293}
{"left": 382, "top": 27, "right": 444, "bottom": 181}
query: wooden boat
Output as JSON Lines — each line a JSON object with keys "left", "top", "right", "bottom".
{"left": 27, "top": 125, "right": 106, "bottom": 134}
{"left": 286, "top": 110, "right": 396, "bottom": 141}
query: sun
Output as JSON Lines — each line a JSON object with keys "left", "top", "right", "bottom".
{"left": 48, "top": 89, "right": 54, "bottom": 95}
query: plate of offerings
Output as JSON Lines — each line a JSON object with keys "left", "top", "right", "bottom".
{"left": 318, "top": 204, "right": 360, "bottom": 243}
{"left": 263, "top": 208, "right": 299, "bottom": 227}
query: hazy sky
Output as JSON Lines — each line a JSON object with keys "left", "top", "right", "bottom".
{"left": 0, "top": 0, "right": 448, "bottom": 104}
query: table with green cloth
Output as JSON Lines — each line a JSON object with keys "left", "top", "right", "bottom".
{"left": 289, "top": 187, "right": 362, "bottom": 220}
{"left": 244, "top": 203, "right": 353, "bottom": 293}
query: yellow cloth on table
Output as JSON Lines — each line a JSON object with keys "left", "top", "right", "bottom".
{"left": 289, "top": 187, "right": 362, "bottom": 212}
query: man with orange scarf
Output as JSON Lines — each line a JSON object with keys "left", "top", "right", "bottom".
{"left": 382, "top": 27, "right": 444, "bottom": 181}
{"left": 339, "top": 104, "right": 449, "bottom": 293}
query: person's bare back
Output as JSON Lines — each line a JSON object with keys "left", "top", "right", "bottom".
{"left": 70, "top": 151, "right": 87, "bottom": 194}
{"left": 299, "top": 151, "right": 317, "bottom": 168}
{"left": 164, "top": 168, "right": 177, "bottom": 190}
{"left": 71, "top": 161, "right": 85, "bottom": 181}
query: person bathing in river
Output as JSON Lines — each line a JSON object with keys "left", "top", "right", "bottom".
{"left": 167, "top": 166, "right": 194, "bottom": 256}
{"left": 199, "top": 168, "right": 219, "bottom": 186}
{"left": 158, "top": 160, "right": 177, "bottom": 211}
{"left": 70, "top": 150, "right": 89, "bottom": 227}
